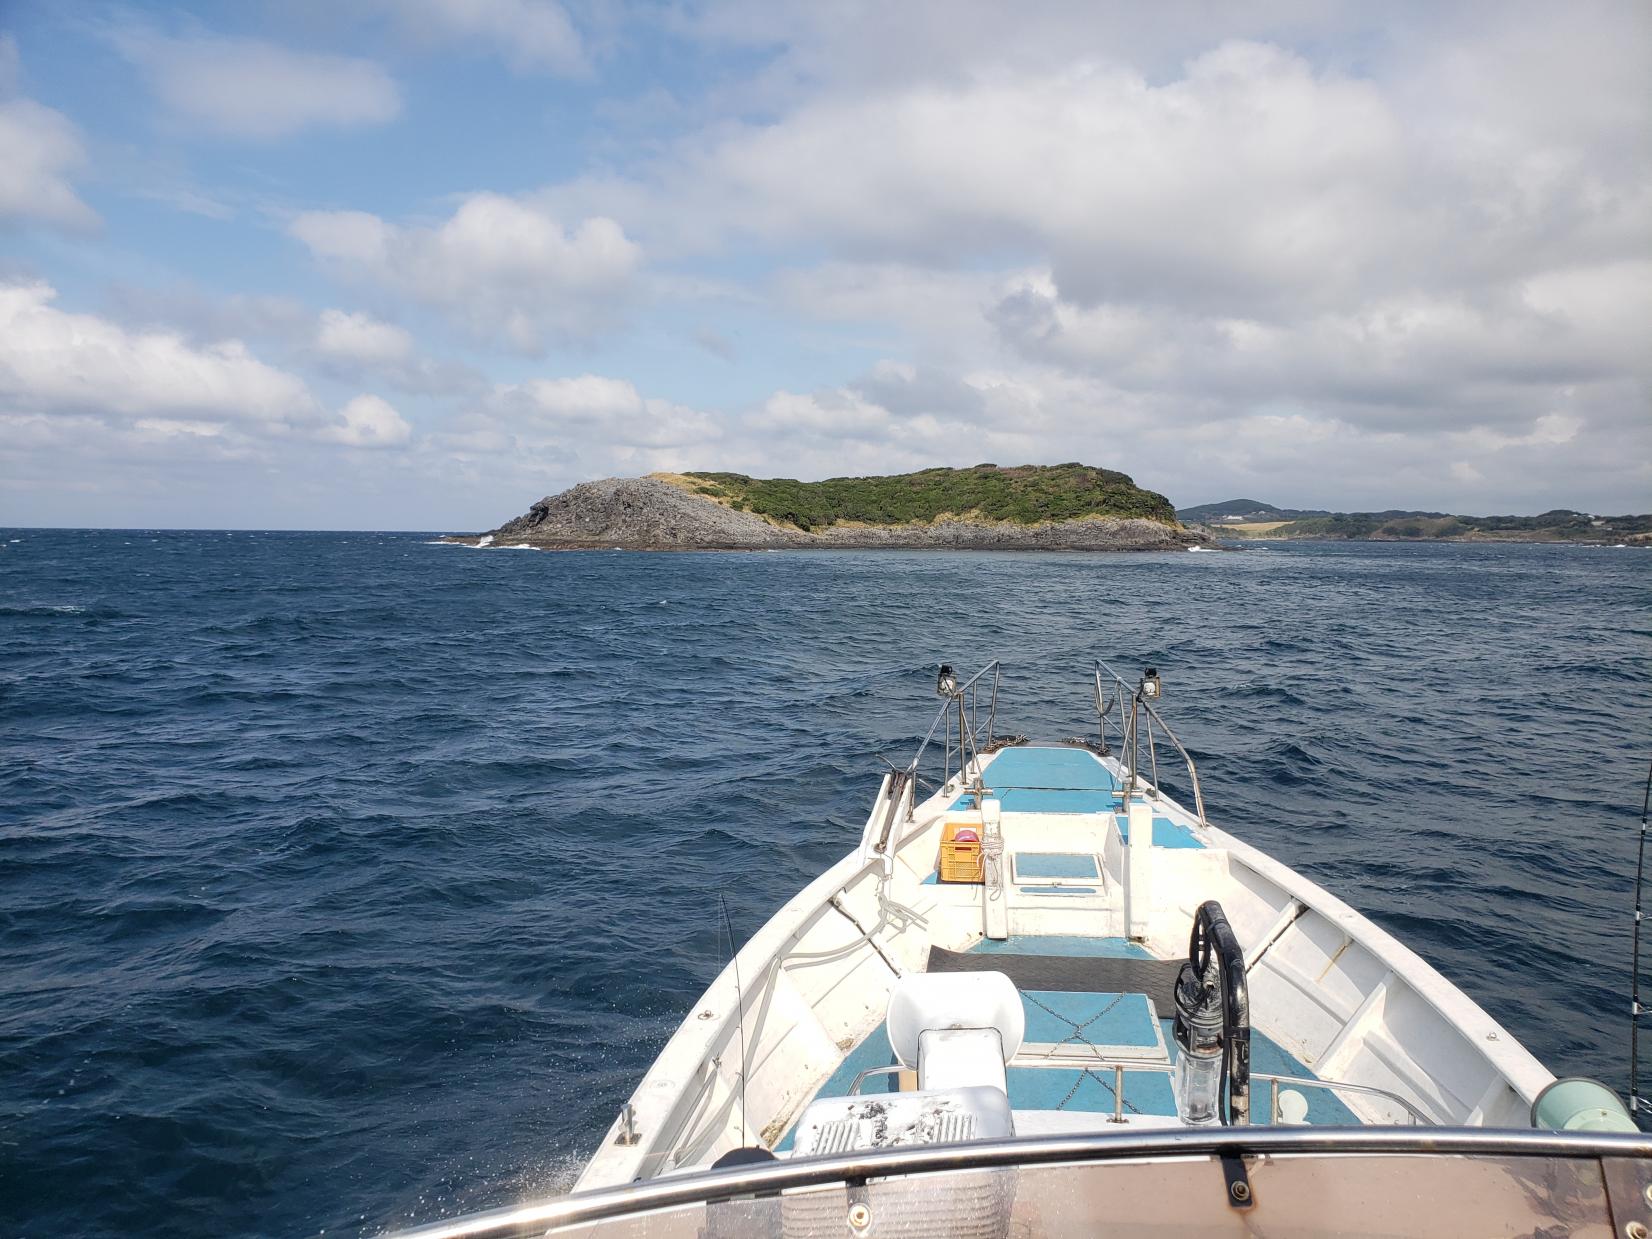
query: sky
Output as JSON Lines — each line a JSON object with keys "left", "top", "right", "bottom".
{"left": 1, "top": 0, "right": 1648, "bottom": 530}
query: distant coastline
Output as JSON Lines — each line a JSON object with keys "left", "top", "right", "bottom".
{"left": 1179, "top": 499, "right": 1652, "bottom": 546}
{"left": 441, "top": 465, "right": 1212, "bottom": 552}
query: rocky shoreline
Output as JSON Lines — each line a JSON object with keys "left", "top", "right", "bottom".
{"left": 441, "top": 476, "right": 1211, "bottom": 552}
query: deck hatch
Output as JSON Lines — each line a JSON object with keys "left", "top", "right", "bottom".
{"left": 1012, "top": 852, "right": 1101, "bottom": 881}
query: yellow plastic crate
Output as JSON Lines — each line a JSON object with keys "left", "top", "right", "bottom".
{"left": 938, "top": 821, "right": 983, "bottom": 884}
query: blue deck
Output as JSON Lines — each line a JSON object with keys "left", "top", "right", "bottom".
{"left": 780, "top": 1010, "right": 1350, "bottom": 1140}
{"left": 1006, "top": 1064, "right": 1176, "bottom": 1116}
{"left": 942, "top": 746, "right": 1205, "bottom": 849}
{"left": 1117, "top": 815, "right": 1205, "bottom": 849}
{"left": 952, "top": 746, "right": 1119, "bottom": 814}
{"left": 775, "top": 931, "right": 1354, "bottom": 1149}
{"left": 1021, "top": 991, "right": 1159, "bottom": 1047}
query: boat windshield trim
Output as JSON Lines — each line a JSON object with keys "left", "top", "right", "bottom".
{"left": 386, "top": 1127, "right": 1652, "bottom": 1239}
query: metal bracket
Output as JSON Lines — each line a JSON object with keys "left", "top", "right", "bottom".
{"left": 614, "top": 1102, "right": 639, "bottom": 1146}
{"left": 1219, "top": 1154, "right": 1254, "bottom": 1209}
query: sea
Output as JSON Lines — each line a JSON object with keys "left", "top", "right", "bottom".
{"left": 2, "top": 530, "right": 1648, "bottom": 1237}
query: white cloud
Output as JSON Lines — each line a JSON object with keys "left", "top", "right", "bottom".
{"left": 320, "top": 394, "right": 412, "bottom": 448}
{"left": 412, "top": 371, "right": 731, "bottom": 504}
{"left": 316, "top": 309, "right": 414, "bottom": 366}
{"left": 0, "top": 281, "right": 318, "bottom": 425}
{"left": 290, "top": 194, "right": 641, "bottom": 351}
{"left": 982, "top": 259, "right": 1652, "bottom": 436}
{"left": 0, "top": 281, "right": 420, "bottom": 467}
{"left": 133, "top": 418, "right": 227, "bottom": 438}
{"left": 0, "top": 99, "right": 97, "bottom": 232}
{"left": 598, "top": 36, "right": 1648, "bottom": 321}
{"left": 116, "top": 32, "right": 399, "bottom": 140}
{"left": 290, "top": 210, "right": 391, "bottom": 263}
{"left": 386, "top": 0, "right": 584, "bottom": 75}
{"left": 0, "top": 38, "right": 97, "bottom": 231}
{"left": 494, "top": 375, "right": 720, "bottom": 447}
{"left": 308, "top": 306, "right": 484, "bottom": 396}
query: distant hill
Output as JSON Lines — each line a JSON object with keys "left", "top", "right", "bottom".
{"left": 1180, "top": 500, "right": 1652, "bottom": 544}
{"left": 1177, "top": 499, "right": 1331, "bottom": 523}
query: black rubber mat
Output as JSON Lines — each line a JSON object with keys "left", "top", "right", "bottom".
{"left": 925, "top": 947, "right": 1184, "bottom": 1012}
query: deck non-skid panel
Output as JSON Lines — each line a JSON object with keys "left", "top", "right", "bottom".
{"left": 1006, "top": 1065, "right": 1177, "bottom": 1117}
{"left": 1117, "top": 814, "right": 1205, "bottom": 849}
{"left": 1019, "top": 990, "right": 1163, "bottom": 1052}
{"left": 927, "top": 946, "right": 1184, "bottom": 1011}
{"left": 1013, "top": 852, "right": 1100, "bottom": 879}
{"left": 951, "top": 745, "right": 1120, "bottom": 814}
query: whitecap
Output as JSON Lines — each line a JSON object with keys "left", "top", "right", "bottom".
{"left": 477, "top": 534, "right": 495, "bottom": 548}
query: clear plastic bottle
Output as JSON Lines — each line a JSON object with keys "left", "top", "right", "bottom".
{"left": 1175, "top": 1047, "right": 1223, "bottom": 1125}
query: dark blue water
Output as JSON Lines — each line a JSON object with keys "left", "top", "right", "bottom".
{"left": 3, "top": 531, "right": 1648, "bottom": 1237}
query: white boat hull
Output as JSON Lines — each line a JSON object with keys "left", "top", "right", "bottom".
{"left": 577, "top": 741, "right": 1552, "bottom": 1191}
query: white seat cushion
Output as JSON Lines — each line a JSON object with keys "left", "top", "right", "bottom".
{"left": 918, "top": 1027, "right": 1008, "bottom": 1094}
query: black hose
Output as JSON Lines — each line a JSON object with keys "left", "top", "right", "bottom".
{"left": 1188, "top": 900, "right": 1251, "bottom": 1124}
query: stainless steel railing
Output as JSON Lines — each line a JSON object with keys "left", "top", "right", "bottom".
{"left": 1094, "top": 659, "right": 1207, "bottom": 824}
{"left": 905, "top": 661, "right": 1001, "bottom": 794}
{"left": 851, "top": 1056, "right": 1430, "bottom": 1125}
{"left": 388, "top": 1128, "right": 1652, "bottom": 1238}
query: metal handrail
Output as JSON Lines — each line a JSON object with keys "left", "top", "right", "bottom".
{"left": 1003, "top": 1057, "right": 1432, "bottom": 1126}
{"left": 1094, "top": 659, "right": 1206, "bottom": 824}
{"left": 386, "top": 1128, "right": 1652, "bottom": 1238}
{"left": 906, "top": 661, "right": 1001, "bottom": 793}
{"left": 1256, "top": 1072, "right": 1433, "bottom": 1126}
{"left": 851, "top": 1057, "right": 1429, "bottom": 1126}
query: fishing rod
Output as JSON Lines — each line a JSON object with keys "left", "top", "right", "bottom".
{"left": 718, "top": 894, "right": 749, "bottom": 1148}
{"left": 1631, "top": 755, "right": 1651, "bottom": 1125}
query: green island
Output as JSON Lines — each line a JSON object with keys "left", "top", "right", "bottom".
{"left": 678, "top": 463, "right": 1178, "bottom": 531}
{"left": 1177, "top": 499, "right": 1652, "bottom": 544}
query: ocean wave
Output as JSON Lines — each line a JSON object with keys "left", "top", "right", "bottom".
{"left": 0, "top": 602, "right": 128, "bottom": 619}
